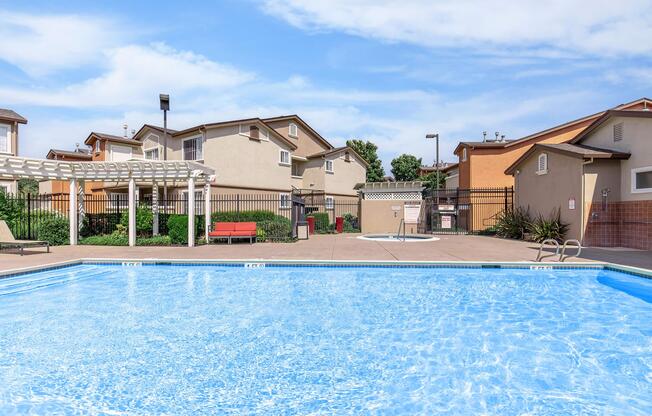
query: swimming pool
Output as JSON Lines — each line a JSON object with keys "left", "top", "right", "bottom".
{"left": 0, "top": 263, "right": 651, "bottom": 414}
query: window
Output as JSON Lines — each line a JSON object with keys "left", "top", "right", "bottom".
{"left": 144, "top": 148, "right": 159, "bottom": 160}
{"left": 613, "top": 122, "right": 623, "bottom": 142}
{"left": 279, "top": 193, "right": 291, "bottom": 209}
{"left": 108, "top": 193, "right": 128, "bottom": 209}
{"left": 95, "top": 140, "right": 101, "bottom": 153}
{"left": 325, "top": 196, "right": 334, "bottom": 209}
{"left": 0, "top": 124, "right": 9, "bottom": 153}
{"left": 279, "top": 149, "right": 291, "bottom": 165}
{"left": 325, "top": 159, "right": 334, "bottom": 173}
{"left": 536, "top": 153, "right": 548, "bottom": 175}
{"left": 632, "top": 166, "right": 652, "bottom": 193}
{"left": 291, "top": 161, "right": 302, "bottom": 177}
{"left": 183, "top": 136, "right": 203, "bottom": 161}
{"left": 461, "top": 148, "right": 467, "bottom": 162}
{"left": 289, "top": 123, "right": 298, "bottom": 138}
{"left": 0, "top": 184, "right": 8, "bottom": 194}
{"left": 249, "top": 125, "right": 260, "bottom": 140}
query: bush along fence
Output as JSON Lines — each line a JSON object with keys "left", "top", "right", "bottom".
{"left": 0, "top": 192, "right": 361, "bottom": 246}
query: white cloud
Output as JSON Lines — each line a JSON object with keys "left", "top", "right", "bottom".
{"left": 259, "top": 0, "right": 652, "bottom": 56}
{"left": 0, "top": 43, "right": 255, "bottom": 108}
{"left": 0, "top": 10, "right": 123, "bottom": 76}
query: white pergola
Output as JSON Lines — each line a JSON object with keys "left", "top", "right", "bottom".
{"left": 0, "top": 156, "right": 216, "bottom": 247}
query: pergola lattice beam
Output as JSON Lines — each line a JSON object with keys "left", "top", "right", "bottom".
{"left": 0, "top": 156, "right": 215, "bottom": 181}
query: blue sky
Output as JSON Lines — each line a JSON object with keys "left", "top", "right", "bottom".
{"left": 1, "top": 0, "right": 651, "bottom": 170}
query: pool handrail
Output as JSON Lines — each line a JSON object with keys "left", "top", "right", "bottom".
{"left": 536, "top": 239, "right": 560, "bottom": 262}
{"left": 559, "top": 239, "right": 582, "bottom": 262}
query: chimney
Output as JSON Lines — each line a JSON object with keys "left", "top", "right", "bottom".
{"left": 495, "top": 131, "right": 500, "bottom": 142}
{"left": 500, "top": 134, "right": 506, "bottom": 142}
{"left": 483, "top": 131, "right": 487, "bottom": 142}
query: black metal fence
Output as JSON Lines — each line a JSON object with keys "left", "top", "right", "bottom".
{"left": 0, "top": 192, "right": 362, "bottom": 242}
{"left": 420, "top": 187, "right": 513, "bottom": 234}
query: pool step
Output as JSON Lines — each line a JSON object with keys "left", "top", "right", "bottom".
{"left": 0, "top": 267, "right": 110, "bottom": 296}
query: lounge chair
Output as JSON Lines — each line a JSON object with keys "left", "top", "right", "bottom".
{"left": 208, "top": 222, "right": 257, "bottom": 244}
{"left": 0, "top": 220, "right": 50, "bottom": 255}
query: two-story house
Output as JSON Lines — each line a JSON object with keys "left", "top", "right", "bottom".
{"left": 506, "top": 109, "right": 652, "bottom": 250}
{"left": 0, "top": 109, "right": 27, "bottom": 194}
{"left": 453, "top": 97, "right": 652, "bottom": 189}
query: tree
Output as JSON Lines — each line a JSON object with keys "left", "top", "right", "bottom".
{"left": 346, "top": 139, "right": 385, "bottom": 182}
{"left": 18, "top": 178, "right": 39, "bottom": 195}
{"left": 420, "top": 171, "right": 447, "bottom": 189}
{"left": 390, "top": 154, "right": 422, "bottom": 181}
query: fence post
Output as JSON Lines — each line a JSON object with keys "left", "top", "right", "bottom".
{"left": 27, "top": 193, "right": 32, "bottom": 239}
{"left": 504, "top": 187, "right": 508, "bottom": 212}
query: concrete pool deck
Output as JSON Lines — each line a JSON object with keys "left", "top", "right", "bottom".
{"left": 1, "top": 234, "right": 651, "bottom": 273}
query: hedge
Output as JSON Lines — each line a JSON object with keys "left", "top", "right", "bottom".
{"left": 36, "top": 216, "right": 69, "bottom": 246}
{"left": 80, "top": 234, "right": 172, "bottom": 246}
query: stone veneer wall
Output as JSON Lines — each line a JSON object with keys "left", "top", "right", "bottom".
{"left": 584, "top": 200, "right": 652, "bottom": 250}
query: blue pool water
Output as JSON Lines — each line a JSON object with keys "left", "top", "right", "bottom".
{"left": 0, "top": 264, "right": 652, "bottom": 415}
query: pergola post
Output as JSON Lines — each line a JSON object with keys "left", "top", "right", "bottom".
{"left": 204, "top": 182, "right": 211, "bottom": 242}
{"left": 69, "top": 178, "right": 78, "bottom": 246}
{"left": 187, "top": 176, "right": 195, "bottom": 247}
{"left": 128, "top": 177, "right": 136, "bottom": 247}
{"left": 152, "top": 182, "right": 159, "bottom": 236}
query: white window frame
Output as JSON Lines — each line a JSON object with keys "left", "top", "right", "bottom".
{"left": 95, "top": 140, "right": 101, "bottom": 154}
{"left": 325, "top": 159, "right": 334, "bottom": 173}
{"left": 279, "top": 149, "right": 291, "bottom": 166}
{"left": 108, "top": 192, "right": 128, "bottom": 209}
{"left": 536, "top": 153, "right": 548, "bottom": 175}
{"left": 143, "top": 147, "right": 160, "bottom": 160}
{"left": 291, "top": 161, "right": 303, "bottom": 178}
{"left": 0, "top": 183, "right": 9, "bottom": 194}
{"left": 289, "top": 122, "right": 298, "bottom": 138}
{"left": 325, "top": 196, "right": 334, "bottom": 210}
{"left": 0, "top": 123, "right": 10, "bottom": 154}
{"left": 631, "top": 166, "right": 652, "bottom": 194}
{"left": 279, "top": 193, "right": 291, "bottom": 209}
{"left": 181, "top": 189, "right": 205, "bottom": 214}
{"left": 461, "top": 147, "right": 467, "bottom": 162}
{"left": 182, "top": 136, "right": 203, "bottom": 161}
{"left": 109, "top": 144, "right": 133, "bottom": 162}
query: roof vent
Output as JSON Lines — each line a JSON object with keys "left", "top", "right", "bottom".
{"left": 123, "top": 123, "right": 128, "bottom": 138}
{"left": 482, "top": 131, "right": 487, "bottom": 142}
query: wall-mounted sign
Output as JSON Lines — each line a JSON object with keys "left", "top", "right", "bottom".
{"left": 391, "top": 205, "right": 402, "bottom": 211}
{"left": 568, "top": 198, "right": 576, "bottom": 210}
{"left": 404, "top": 204, "right": 421, "bottom": 224}
{"left": 441, "top": 215, "right": 452, "bottom": 229}
{"left": 438, "top": 204, "right": 455, "bottom": 212}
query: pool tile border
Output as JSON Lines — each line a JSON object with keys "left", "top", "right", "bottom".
{"left": 1, "top": 258, "right": 651, "bottom": 280}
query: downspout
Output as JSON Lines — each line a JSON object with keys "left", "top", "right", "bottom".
{"left": 580, "top": 158, "right": 594, "bottom": 244}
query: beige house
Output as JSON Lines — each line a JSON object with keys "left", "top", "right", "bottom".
{"left": 0, "top": 109, "right": 27, "bottom": 194}
{"left": 506, "top": 109, "right": 652, "bottom": 250}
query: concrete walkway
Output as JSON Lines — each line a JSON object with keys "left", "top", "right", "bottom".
{"left": 1, "top": 234, "right": 651, "bottom": 272}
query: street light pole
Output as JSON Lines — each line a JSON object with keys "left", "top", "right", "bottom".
{"left": 426, "top": 133, "right": 440, "bottom": 230}
{"left": 159, "top": 94, "right": 170, "bottom": 206}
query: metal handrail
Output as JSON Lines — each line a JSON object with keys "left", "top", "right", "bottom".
{"left": 559, "top": 239, "right": 582, "bottom": 262}
{"left": 396, "top": 219, "right": 406, "bottom": 241}
{"left": 536, "top": 239, "right": 560, "bottom": 262}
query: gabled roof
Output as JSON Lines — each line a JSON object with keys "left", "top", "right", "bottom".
{"left": 262, "top": 115, "right": 334, "bottom": 150}
{"left": 46, "top": 148, "right": 92, "bottom": 160}
{"left": 454, "top": 97, "right": 652, "bottom": 155}
{"left": 505, "top": 143, "right": 630, "bottom": 175}
{"left": 420, "top": 162, "right": 458, "bottom": 174}
{"left": 132, "top": 124, "right": 178, "bottom": 140}
{"left": 307, "top": 146, "right": 370, "bottom": 168}
{"left": 570, "top": 109, "right": 652, "bottom": 144}
{"left": 171, "top": 118, "right": 298, "bottom": 150}
{"left": 83, "top": 132, "right": 143, "bottom": 146}
{"left": 0, "top": 109, "right": 27, "bottom": 124}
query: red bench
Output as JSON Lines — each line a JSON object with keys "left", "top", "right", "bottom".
{"left": 208, "top": 222, "right": 257, "bottom": 244}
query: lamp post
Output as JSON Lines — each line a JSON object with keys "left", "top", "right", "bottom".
{"left": 426, "top": 133, "right": 439, "bottom": 231}
{"left": 159, "top": 94, "right": 170, "bottom": 205}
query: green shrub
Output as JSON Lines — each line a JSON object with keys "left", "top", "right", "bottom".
{"left": 36, "top": 216, "right": 69, "bottom": 245}
{"left": 494, "top": 207, "right": 531, "bottom": 239}
{"left": 137, "top": 235, "right": 172, "bottom": 246}
{"left": 528, "top": 209, "right": 569, "bottom": 243}
{"left": 167, "top": 215, "right": 189, "bottom": 245}
{"left": 309, "top": 212, "right": 330, "bottom": 231}
{"left": 342, "top": 213, "right": 360, "bottom": 232}
{"left": 256, "top": 227, "right": 267, "bottom": 242}
{"left": 0, "top": 192, "right": 24, "bottom": 230}
{"left": 258, "top": 218, "right": 292, "bottom": 241}
{"left": 212, "top": 210, "right": 278, "bottom": 223}
{"left": 119, "top": 205, "right": 153, "bottom": 236}
{"left": 80, "top": 234, "right": 128, "bottom": 246}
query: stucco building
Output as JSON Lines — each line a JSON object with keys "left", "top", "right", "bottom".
{"left": 506, "top": 110, "right": 652, "bottom": 250}
{"left": 453, "top": 98, "right": 652, "bottom": 189}
{"left": 0, "top": 109, "right": 27, "bottom": 194}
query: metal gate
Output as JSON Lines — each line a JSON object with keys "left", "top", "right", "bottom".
{"left": 419, "top": 187, "right": 513, "bottom": 234}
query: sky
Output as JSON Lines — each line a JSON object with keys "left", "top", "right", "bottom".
{"left": 1, "top": 0, "right": 651, "bottom": 171}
